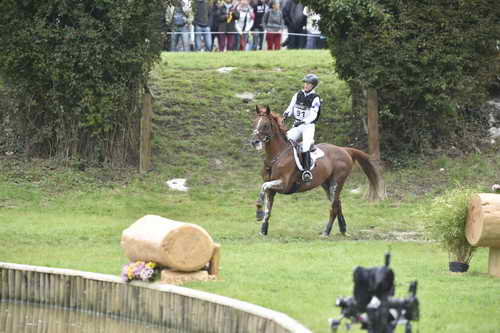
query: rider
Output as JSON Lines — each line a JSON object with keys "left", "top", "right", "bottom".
{"left": 283, "top": 73, "right": 321, "bottom": 183}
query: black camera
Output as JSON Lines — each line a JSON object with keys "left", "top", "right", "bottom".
{"left": 330, "top": 253, "right": 419, "bottom": 333}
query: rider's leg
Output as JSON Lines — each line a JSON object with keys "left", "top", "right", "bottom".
{"left": 301, "top": 124, "right": 315, "bottom": 152}
{"left": 286, "top": 127, "right": 301, "bottom": 143}
{"left": 301, "top": 124, "right": 315, "bottom": 182}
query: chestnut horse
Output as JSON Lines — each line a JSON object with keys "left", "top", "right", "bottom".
{"left": 250, "top": 105, "right": 384, "bottom": 236}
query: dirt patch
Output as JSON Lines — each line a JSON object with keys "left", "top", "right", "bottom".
{"left": 356, "top": 230, "right": 425, "bottom": 241}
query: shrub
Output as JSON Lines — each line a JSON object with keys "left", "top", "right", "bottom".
{"left": 424, "top": 187, "right": 477, "bottom": 264}
{"left": 301, "top": 0, "right": 500, "bottom": 155}
{"left": 0, "top": 0, "right": 172, "bottom": 166}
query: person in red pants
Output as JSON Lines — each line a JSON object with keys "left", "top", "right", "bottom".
{"left": 215, "top": 0, "right": 239, "bottom": 51}
{"left": 263, "top": 1, "right": 284, "bottom": 50}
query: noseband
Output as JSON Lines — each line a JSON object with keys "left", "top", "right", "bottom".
{"left": 252, "top": 115, "right": 275, "bottom": 143}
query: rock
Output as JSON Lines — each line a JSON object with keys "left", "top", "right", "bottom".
{"left": 166, "top": 178, "right": 189, "bottom": 191}
{"left": 235, "top": 92, "right": 255, "bottom": 103}
{"left": 483, "top": 98, "right": 500, "bottom": 140}
{"left": 217, "top": 67, "right": 236, "bottom": 73}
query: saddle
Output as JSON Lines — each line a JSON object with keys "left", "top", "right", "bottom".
{"left": 289, "top": 140, "right": 325, "bottom": 172}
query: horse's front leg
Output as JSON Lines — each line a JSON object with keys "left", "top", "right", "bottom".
{"left": 256, "top": 191, "right": 266, "bottom": 221}
{"left": 255, "top": 179, "right": 282, "bottom": 235}
{"left": 260, "top": 191, "right": 276, "bottom": 236}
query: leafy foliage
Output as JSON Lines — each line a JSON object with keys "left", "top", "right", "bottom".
{"left": 0, "top": 0, "right": 171, "bottom": 165}
{"left": 301, "top": 0, "right": 500, "bottom": 154}
{"left": 423, "top": 186, "right": 477, "bottom": 263}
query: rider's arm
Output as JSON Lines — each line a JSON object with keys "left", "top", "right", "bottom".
{"left": 283, "top": 93, "right": 298, "bottom": 118}
{"left": 303, "top": 96, "right": 321, "bottom": 124}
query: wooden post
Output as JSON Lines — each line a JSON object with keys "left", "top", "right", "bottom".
{"left": 208, "top": 243, "right": 221, "bottom": 277}
{"left": 367, "top": 88, "right": 381, "bottom": 166}
{"left": 489, "top": 248, "right": 500, "bottom": 277}
{"left": 140, "top": 86, "right": 153, "bottom": 173}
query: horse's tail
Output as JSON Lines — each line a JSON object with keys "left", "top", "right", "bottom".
{"left": 345, "top": 148, "right": 385, "bottom": 201}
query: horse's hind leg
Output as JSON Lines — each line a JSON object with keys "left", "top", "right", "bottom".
{"left": 260, "top": 191, "right": 276, "bottom": 236}
{"left": 321, "top": 180, "right": 337, "bottom": 236}
{"left": 337, "top": 199, "right": 347, "bottom": 234}
{"left": 322, "top": 180, "right": 346, "bottom": 236}
{"left": 321, "top": 181, "right": 332, "bottom": 201}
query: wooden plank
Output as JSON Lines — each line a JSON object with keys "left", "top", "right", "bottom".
{"left": 140, "top": 88, "right": 153, "bottom": 173}
{"left": 14, "top": 270, "right": 22, "bottom": 300}
{"left": 208, "top": 243, "right": 221, "bottom": 277}
{"left": 367, "top": 87, "right": 381, "bottom": 165}
{"left": 489, "top": 247, "right": 500, "bottom": 277}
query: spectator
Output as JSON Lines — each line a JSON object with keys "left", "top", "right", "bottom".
{"left": 216, "top": 0, "right": 239, "bottom": 51}
{"left": 304, "top": 6, "right": 321, "bottom": 49}
{"left": 209, "top": 0, "right": 223, "bottom": 51}
{"left": 161, "top": 5, "right": 175, "bottom": 51}
{"left": 250, "top": 0, "right": 267, "bottom": 51}
{"left": 282, "top": 0, "right": 306, "bottom": 49}
{"left": 235, "top": 0, "right": 255, "bottom": 51}
{"left": 193, "top": 0, "right": 212, "bottom": 51}
{"left": 170, "top": 0, "right": 193, "bottom": 52}
{"left": 263, "top": 0, "right": 284, "bottom": 50}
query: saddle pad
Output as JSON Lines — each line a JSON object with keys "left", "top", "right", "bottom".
{"left": 311, "top": 148, "right": 325, "bottom": 161}
{"left": 292, "top": 147, "right": 325, "bottom": 171}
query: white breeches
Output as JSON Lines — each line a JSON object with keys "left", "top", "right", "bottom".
{"left": 286, "top": 123, "right": 315, "bottom": 152}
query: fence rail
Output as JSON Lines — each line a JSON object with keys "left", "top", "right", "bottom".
{"left": 0, "top": 262, "right": 312, "bottom": 333}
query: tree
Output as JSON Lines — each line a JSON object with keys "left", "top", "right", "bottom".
{"left": 301, "top": 0, "right": 500, "bottom": 156}
{"left": 0, "top": 0, "right": 172, "bottom": 166}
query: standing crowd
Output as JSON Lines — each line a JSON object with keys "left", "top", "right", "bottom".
{"left": 163, "top": 0, "right": 326, "bottom": 52}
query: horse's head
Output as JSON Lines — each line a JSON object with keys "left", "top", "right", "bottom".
{"left": 250, "top": 105, "right": 286, "bottom": 151}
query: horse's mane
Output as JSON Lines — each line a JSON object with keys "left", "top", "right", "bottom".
{"left": 269, "top": 111, "right": 288, "bottom": 136}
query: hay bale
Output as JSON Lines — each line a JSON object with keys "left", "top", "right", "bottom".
{"left": 121, "top": 215, "right": 215, "bottom": 272}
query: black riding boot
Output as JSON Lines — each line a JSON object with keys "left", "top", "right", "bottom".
{"left": 301, "top": 151, "right": 312, "bottom": 182}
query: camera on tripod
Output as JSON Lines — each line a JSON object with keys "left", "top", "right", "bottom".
{"left": 329, "top": 253, "right": 419, "bottom": 333}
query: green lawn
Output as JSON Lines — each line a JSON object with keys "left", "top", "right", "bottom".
{"left": 1, "top": 49, "right": 500, "bottom": 332}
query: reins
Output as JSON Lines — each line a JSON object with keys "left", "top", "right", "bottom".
{"left": 255, "top": 113, "right": 293, "bottom": 169}
{"left": 269, "top": 144, "right": 292, "bottom": 166}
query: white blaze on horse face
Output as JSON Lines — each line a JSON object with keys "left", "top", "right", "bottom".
{"left": 252, "top": 117, "right": 264, "bottom": 150}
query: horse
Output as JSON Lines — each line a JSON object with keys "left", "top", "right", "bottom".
{"left": 250, "top": 105, "right": 384, "bottom": 236}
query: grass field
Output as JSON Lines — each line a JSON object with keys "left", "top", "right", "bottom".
{"left": 1, "top": 50, "right": 500, "bottom": 332}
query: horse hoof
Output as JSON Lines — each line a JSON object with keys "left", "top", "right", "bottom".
{"left": 319, "top": 232, "right": 330, "bottom": 238}
{"left": 259, "top": 231, "right": 267, "bottom": 236}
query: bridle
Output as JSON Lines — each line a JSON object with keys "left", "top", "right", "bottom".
{"left": 252, "top": 114, "right": 275, "bottom": 144}
{"left": 252, "top": 113, "right": 292, "bottom": 169}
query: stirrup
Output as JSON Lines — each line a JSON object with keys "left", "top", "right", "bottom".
{"left": 302, "top": 170, "right": 312, "bottom": 183}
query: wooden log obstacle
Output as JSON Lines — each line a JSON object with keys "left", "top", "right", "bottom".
{"left": 121, "top": 215, "right": 220, "bottom": 283}
{"left": 466, "top": 193, "right": 500, "bottom": 277}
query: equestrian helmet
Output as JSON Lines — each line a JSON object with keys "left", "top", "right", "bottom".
{"left": 302, "top": 74, "right": 319, "bottom": 88}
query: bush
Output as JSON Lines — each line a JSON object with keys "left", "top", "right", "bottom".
{"left": 424, "top": 187, "right": 477, "bottom": 264}
{"left": 301, "top": 0, "right": 500, "bottom": 155}
{"left": 0, "top": 0, "right": 171, "bottom": 165}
